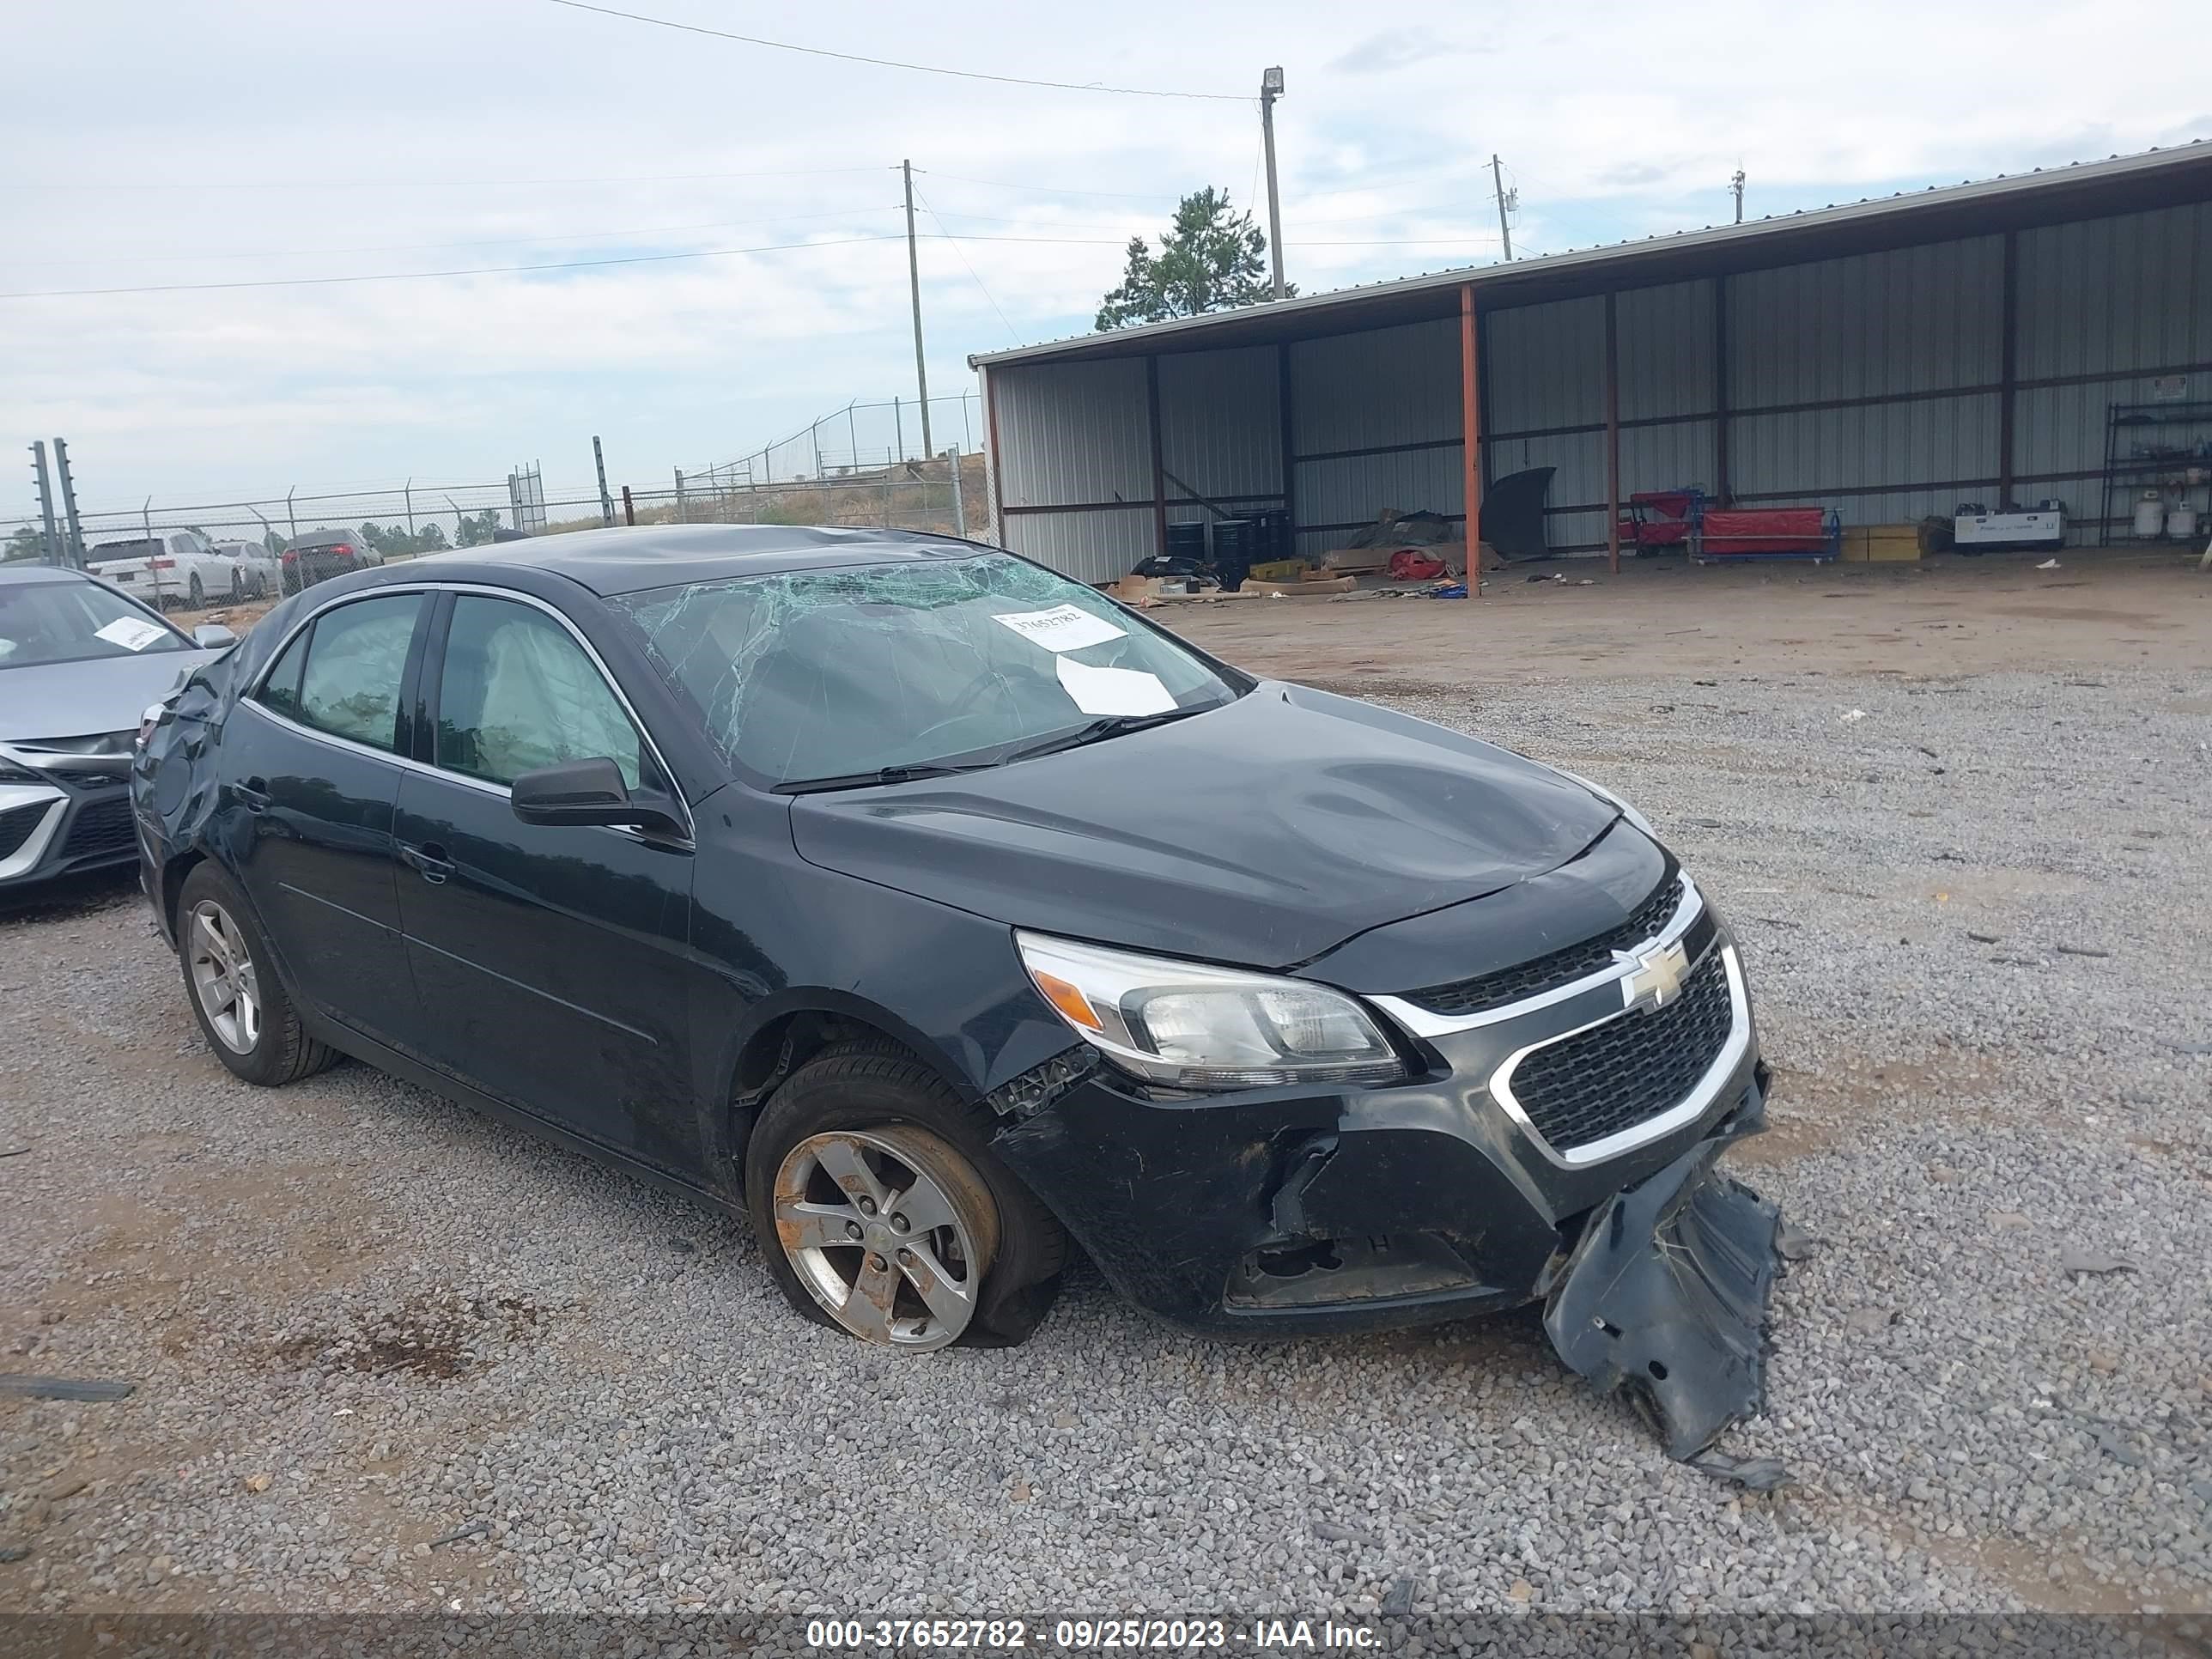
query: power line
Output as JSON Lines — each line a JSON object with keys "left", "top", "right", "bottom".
{"left": 0, "top": 206, "right": 906, "bottom": 270}
{"left": 910, "top": 184, "right": 1020, "bottom": 345}
{"left": 910, "top": 170, "right": 1183, "bottom": 201}
{"left": 0, "top": 235, "right": 908, "bottom": 300}
{"left": 542, "top": 0, "right": 1245, "bottom": 100}
{"left": 2, "top": 228, "right": 1506, "bottom": 301}
{"left": 0, "top": 164, "right": 896, "bottom": 193}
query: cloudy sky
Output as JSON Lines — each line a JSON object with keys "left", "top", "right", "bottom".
{"left": 6, "top": 0, "right": 2205, "bottom": 523}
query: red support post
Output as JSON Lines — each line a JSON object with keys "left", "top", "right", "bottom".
{"left": 1459, "top": 284, "right": 1483, "bottom": 594}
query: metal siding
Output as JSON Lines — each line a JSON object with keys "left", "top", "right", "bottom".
{"left": 993, "top": 359, "right": 1152, "bottom": 508}
{"left": 1620, "top": 419, "right": 1719, "bottom": 496}
{"left": 1288, "top": 319, "right": 1459, "bottom": 453}
{"left": 1730, "top": 237, "right": 2002, "bottom": 404}
{"left": 1004, "top": 508, "right": 1152, "bottom": 584}
{"left": 1731, "top": 392, "right": 2001, "bottom": 520}
{"left": 1616, "top": 279, "right": 1717, "bottom": 422}
{"left": 1158, "top": 346, "right": 1281, "bottom": 500}
{"left": 1297, "top": 448, "right": 1463, "bottom": 532}
{"left": 2015, "top": 200, "right": 2212, "bottom": 380}
{"left": 1486, "top": 296, "right": 1606, "bottom": 432}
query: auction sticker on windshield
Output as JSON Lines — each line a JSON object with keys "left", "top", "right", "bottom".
{"left": 94, "top": 616, "right": 171, "bottom": 652}
{"left": 992, "top": 604, "right": 1125, "bottom": 653}
{"left": 1055, "top": 655, "right": 1175, "bottom": 717}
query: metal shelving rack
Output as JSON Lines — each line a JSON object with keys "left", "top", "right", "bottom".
{"left": 2100, "top": 400, "right": 2212, "bottom": 543}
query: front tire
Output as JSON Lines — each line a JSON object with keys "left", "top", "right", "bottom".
{"left": 176, "top": 864, "right": 337, "bottom": 1086}
{"left": 745, "top": 1043, "right": 1066, "bottom": 1350}
{"left": 229, "top": 568, "right": 244, "bottom": 602}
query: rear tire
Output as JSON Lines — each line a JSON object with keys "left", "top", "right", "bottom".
{"left": 176, "top": 863, "right": 337, "bottom": 1087}
{"left": 745, "top": 1042, "right": 1066, "bottom": 1350}
{"left": 229, "top": 568, "right": 244, "bottom": 602}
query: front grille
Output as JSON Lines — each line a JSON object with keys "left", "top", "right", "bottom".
{"left": 1404, "top": 875, "right": 1686, "bottom": 1017}
{"left": 1506, "top": 944, "right": 1735, "bottom": 1155}
{"left": 0, "top": 801, "right": 52, "bottom": 860}
{"left": 60, "top": 797, "right": 137, "bottom": 861}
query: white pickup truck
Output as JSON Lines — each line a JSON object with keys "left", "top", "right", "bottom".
{"left": 85, "top": 531, "right": 252, "bottom": 610}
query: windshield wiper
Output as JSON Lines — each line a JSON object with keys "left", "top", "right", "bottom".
{"left": 772, "top": 762, "right": 996, "bottom": 795}
{"left": 999, "top": 704, "right": 1212, "bottom": 765}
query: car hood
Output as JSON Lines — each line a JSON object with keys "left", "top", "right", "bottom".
{"left": 0, "top": 649, "right": 216, "bottom": 745}
{"left": 787, "top": 681, "right": 1617, "bottom": 969}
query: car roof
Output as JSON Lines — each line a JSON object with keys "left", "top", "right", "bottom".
{"left": 0, "top": 562, "right": 98, "bottom": 586}
{"left": 402, "top": 523, "right": 999, "bottom": 597}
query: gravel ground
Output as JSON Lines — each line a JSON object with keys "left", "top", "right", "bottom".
{"left": 1, "top": 659, "right": 2208, "bottom": 1625}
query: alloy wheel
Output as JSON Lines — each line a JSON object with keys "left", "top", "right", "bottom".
{"left": 186, "top": 899, "right": 261, "bottom": 1054}
{"left": 772, "top": 1127, "right": 997, "bottom": 1352}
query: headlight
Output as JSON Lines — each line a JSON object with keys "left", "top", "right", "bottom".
{"left": 1559, "top": 768, "right": 1658, "bottom": 839}
{"left": 0, "top": 751, "right": 45, "bottom": 786}
{"left": 1015, "top": 931, "right": 1406, "bottom": 1090}
{"left": 136, "top": 702, "right": 167, "bottom": 750}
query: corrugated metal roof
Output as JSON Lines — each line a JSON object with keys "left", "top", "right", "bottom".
{"left": 970, "top": 143, "right": 2212, "bottom": 370}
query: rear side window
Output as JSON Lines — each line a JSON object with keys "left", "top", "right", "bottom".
{"left": 290, "top": 595, "right": 421, "bottom": 753}
{"left": 258, "top": 628, "right": 311, "bottom": 720}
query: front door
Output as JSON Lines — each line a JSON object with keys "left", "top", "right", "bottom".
{"left": 224, "top": 592, "right": 428, "bottom": 1045}
{"left": 391, "top": 592, "right": 699, "bottom": 1176}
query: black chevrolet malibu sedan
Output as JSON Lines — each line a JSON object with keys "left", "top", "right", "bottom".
{"left": 136, "top": 526, "right": 1781, "bottom": 1455}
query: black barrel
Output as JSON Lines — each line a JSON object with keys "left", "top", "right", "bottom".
{"left": 1211, "top": 518, "right": 1254, "bottom": 591}
{"left": 1164, "top": 521, "right": 1206, "bottom": 563}
{"left": 1253, "top": 507, "right": 1292, "bottom": 565}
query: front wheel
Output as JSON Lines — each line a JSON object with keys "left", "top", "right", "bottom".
{"left": 187, "top": 574, "right": 205, "bottom": 607}
{"left": 745, "top": 1044, "right": 1066, "bottom": 1351}
{"left": 176, "top": 864, "right": 337, "bottom": 1086}
{"left": 229, "top": 568, "right": 244, "bottom": 602}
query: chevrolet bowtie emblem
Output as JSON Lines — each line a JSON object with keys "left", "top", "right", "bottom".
{"left": 1619, "top": 939, "right": 1689, "bottom": 1012}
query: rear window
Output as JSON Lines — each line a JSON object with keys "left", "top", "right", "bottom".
{"left": 88, "top": 539, "right": 161, "bottom": 563}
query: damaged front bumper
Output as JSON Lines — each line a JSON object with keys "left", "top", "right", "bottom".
{"left": 990, "top": 945, "right": 1785, "bottom": 1458}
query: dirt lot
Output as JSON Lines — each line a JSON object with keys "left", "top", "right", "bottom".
{"left": 1160, "top": 547, "right": 2212, "bottom": 686}
{"left": 2, "top": 548, "right": 2208, "bottom": 1624}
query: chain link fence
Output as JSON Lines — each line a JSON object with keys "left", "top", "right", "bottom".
{"left": 6, "top": 394, "right": 995, "bottom": 581}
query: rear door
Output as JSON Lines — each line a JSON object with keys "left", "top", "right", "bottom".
{"left": 390, "top": 589, "right": 700, "bottom": 1175}
{"left": 222, "top": 591, "right": 430, "bottom": 1045}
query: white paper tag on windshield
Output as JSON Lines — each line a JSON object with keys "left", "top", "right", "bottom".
{"left": 992, "top": 603, "right": 1125, "bottom": 653}
{"left": 1056, "top": 655, "right": 1176, "bottom": 717}
{"left": 94, "top": 617, "right": 170, "bottom": 653}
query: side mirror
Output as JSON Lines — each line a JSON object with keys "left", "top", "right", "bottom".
{"left": 511, "top": 757, "right": 684, "bottom": 836}
{"left": 193, "top": 623, "right": 238, "bottom": 648}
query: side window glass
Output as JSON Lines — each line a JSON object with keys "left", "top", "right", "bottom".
{"left": 258, "top": 625, "right": 312, "bottom": 720}
{"left": 435, "top": 597, "right": 644, "bottom": 789}
{"left": 295, "top": 595, "right": 420, "bottom": 753}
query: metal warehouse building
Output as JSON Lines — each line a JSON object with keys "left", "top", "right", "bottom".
{"left": 970, "top": 144, "right": 2212, "bottom": 582}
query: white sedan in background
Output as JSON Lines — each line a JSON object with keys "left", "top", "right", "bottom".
{"left": 208, "top": 539, "right": 280, "bottom": 600}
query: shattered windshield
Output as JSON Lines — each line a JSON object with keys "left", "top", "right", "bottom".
{"left": 611, "top": 552, "right": 1242, "bottom": 788}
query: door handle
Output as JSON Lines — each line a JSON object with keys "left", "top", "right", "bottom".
{"left": 399, "top": 842, "right": 454, "bottom": 884}
{"left": 238, "top": 775, "right": 270, "bottom": 811}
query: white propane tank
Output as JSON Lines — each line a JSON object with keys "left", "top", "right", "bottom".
{"left": 2168, "top": 504, "right": 2199, "bottom": 542}
{"left": 2132, "top": 493, "right": 2166, "bottom": 538}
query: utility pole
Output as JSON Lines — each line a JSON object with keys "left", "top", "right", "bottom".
{"left": 1259, "top": 68, "right": 1286, "bottom": 301}
{"left": 592, "top": 435, "right": 613, "bottom": 526}
{"left": 902, "top": 160, "right": 933, "bottom": 458}
{"left": 1491, "top": 155, "right": 1516, "bottom": 261}
{"left": 52, "top": 437, "right": 84, "bottom": 566}
{"left": 947, "top": 447, "right": 967, "bottom": 538}
{"left": 1729, "top": 168, "right": 1747, "bottom": 224}
{"left": 30, "top": 442, "right": 61, "bottom": 565}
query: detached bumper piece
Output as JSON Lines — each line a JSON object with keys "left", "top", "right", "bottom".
{"left": 1543, "top": 1097, "right": 1783, "bottom": 1461}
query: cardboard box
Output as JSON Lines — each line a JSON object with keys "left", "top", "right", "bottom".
{"left": 1841, "top": 524, "right": 1921, "bottom": 562}
{"left": 1242, "top": 574, "right": 1358, "bottom": 597}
